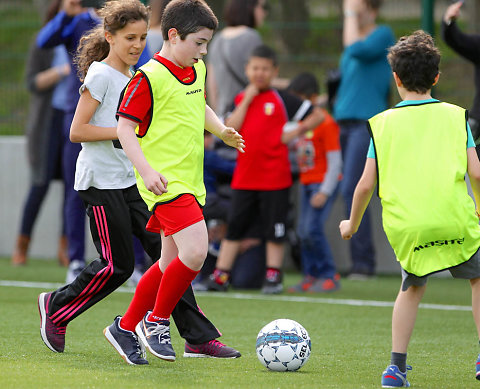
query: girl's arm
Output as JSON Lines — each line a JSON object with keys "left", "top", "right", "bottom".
{"left": 70, "top": 89, "right": 118, "bottom": 143}
{"left": 205, "top": 104, "right": 245, "bottom": 153}
{"left": 117, "top": 116, "right": 168, "bottom": 196}
{"left": 339, "top": 157, "right": 377, "bottom": 239}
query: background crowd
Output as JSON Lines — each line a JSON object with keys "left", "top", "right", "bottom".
{"left": 6, "top": 0, "right": 480, "bottom": 295}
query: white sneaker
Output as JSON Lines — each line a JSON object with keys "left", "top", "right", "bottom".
{"left": 127, "top": 267, "right": 144, "bottom": 287}
{"left": 65, "top": 260, "right": 84, "bottom": 284}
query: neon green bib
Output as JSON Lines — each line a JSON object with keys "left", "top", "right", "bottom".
{"left": 368, "top": 101, "right": 480, "bottom": 276}
{"left": 135, "top": 59, "right": 207, "bottom": 210}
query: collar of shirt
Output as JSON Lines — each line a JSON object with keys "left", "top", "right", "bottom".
{"left": 396, "top": 98, "right": 439, "bottom": 107}
{"left": 153, "top": 53, "right": 195, "bottom": 83}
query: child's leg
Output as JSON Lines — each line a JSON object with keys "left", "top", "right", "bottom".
{"left": 119, "top": 262, "right": 163, "bottom": 331}
{"left": 150, "top": 221, "right": 208, "bottom": 321}
{"left": 392, "top": 284, "right": 426, "bottom": 353}
{"left": 215, "top": 239, "right": 241, "bottom": 271}
{"left": 470, "top": 277, "right": 480, "bottom": 339}
{"left": 266, "top": 241, "right": 284, "bottom": 269}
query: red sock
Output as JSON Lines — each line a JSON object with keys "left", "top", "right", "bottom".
{"left": 149, "top": 257, "right": 199, "bottom": 321}
{"left": 120, "top": 263, "right": 163, "bottom": 332}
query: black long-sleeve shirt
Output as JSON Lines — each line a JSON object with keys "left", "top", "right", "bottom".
{"left": 442, "top": 20, "right": 480, "bottom": 120}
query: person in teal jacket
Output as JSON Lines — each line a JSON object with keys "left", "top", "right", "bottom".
{"left": 334, "top": 0, "right": 395, "bottom": 279}
{"left": 340, "top": 30, "right": 480, "bottom": 387}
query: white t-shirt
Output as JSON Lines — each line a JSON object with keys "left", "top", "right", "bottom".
{"left": 74, "top": 61, "right": 136, "bottom": 191}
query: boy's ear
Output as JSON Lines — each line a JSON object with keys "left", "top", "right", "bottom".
{"left": 432, "top": 73, "right": 440, "bottom": 86}
{"left": 273, "top": 65, "right": 279, "bottom": 78}
{"left": 392, "top": 72, "right": 403, "bottom": 87}
{"left": 167, "top": 28, "right": 179, "bottom": 42}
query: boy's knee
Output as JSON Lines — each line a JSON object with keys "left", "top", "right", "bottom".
{"left": 181, "top": 246, "right": 208, "bottom": 270}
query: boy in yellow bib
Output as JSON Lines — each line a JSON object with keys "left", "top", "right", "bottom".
{"left": 340, "top": 30, "right": 480, "bottom": 387}
{"left": 108, "top": 0, "right": 244, "bottom": 362}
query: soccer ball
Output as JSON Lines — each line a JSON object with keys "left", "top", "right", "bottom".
{"left": 255, "top": 318, "right": 311, "bottom": 372}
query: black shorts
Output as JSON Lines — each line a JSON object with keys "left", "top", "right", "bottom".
{"left": 225, "top": 188, "right": 290, "bottom": 242}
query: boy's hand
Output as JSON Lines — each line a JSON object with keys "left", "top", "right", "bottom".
{"left": 339, "top": 220, "right": 355, "bottom": 240}
{"left": 243, "top": 84, "right": 260, "bottom": 104}
{"left": 141, "top": 168, "right": 168, "bottom": 196}
{"left": 221, "top": 127, "right": 245, "bottom": 153}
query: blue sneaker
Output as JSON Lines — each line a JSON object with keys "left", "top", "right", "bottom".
{"left": 476, "top": 354, "right": 480, "bottom": 380}
{"left": 135, "top": 311, "right": 176, "bottom": 361}
{"left": 381, "top": 364, "right": 412, "bottom": 388}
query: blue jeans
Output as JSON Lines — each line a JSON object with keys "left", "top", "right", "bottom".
{"left": 297, "top": 183, "right": 338, "bottom": 279}
{"left": 339, "top": 120, "right": 375, "bottom": 274}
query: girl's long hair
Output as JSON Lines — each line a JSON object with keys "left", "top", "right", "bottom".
{"left": 75, "top": 0, "right": 150, "bottom": 80}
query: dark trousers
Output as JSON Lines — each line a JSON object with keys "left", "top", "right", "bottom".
{"left": 49, "top": 185, "right": 220, "bottom": 344}
{"left": 62, "top": 111, "right": 86, "bottom": 262}
{"left": 20, "top": 108, "right": 65, "bottom": 236}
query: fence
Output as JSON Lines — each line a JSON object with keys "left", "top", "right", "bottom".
{"left": 1, "top": 0, "right": 479, "bottom": 136}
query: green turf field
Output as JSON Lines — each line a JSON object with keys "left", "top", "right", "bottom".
{"left": 0, "top": 257, "right": 477, "bottom": 388}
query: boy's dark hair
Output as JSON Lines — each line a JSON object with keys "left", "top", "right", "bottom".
{"left": 388, "top": 30, "right": 440, "bottom": 94}
{"left": 161, "top": 0, "right": 218, "bottom": 40}
{"left": 223, "top": 0, "right": 259, "bottom": 28}
{"left": 288, "top": 72, "right": 320, "bottom": 98}
{"left": 249, "top": 44, "right": 277, "bottom": 66}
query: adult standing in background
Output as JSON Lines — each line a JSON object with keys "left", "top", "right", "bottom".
{"left": 206, "top": 0, "right": 267, "bottom": 119}
{"left": 442, "top": 0, "right": 480, "bottom": 156}
{"left": 36, "top": 0, "right": 151, "bottom": 283}
{"left": 334, "top": 0, "right": 394, "bottom": 279}
{"left": 146, "top": 0, "right": 172, "bottom": 57}
{"left": 36, "top": 0, "right": 99, "bottom": 282}
{"left": 12, "top": 0, "right": 70, "bottom": 267}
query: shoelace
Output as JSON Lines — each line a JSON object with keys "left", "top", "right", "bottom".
{"left": 131, "top": 333, "right": 146, "bottom": 358}
{"left": 148, "top": 323, "right": 171, "bottom": 344}
{"left": 208, "top": 339, "right": 225, "bottom": 348}
{"left": 200, "top": 339, "right": 226, "bottom": 354}
{"left": 52, "top": 325, "right": 66, "bottom": 335}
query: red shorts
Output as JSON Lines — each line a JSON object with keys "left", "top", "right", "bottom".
{"left": 146, "top": 194, "right": 204, "bottom": 236}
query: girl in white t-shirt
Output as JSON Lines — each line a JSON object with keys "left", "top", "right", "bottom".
{"left": 37, "top": 0, "right": 236, "bottom": 365}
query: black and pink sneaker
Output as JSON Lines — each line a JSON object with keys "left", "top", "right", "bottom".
{"left": 183, "top": 339, "right": 241, "bottom": 358}
{"left": 38, "top": 292, "right": 66, "bottom": 353}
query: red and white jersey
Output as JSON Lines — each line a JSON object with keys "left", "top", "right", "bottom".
{"left": 229, "top": 88, "right": 312, "bottom": 190}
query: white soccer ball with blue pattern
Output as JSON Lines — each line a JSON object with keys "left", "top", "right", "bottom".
{"left": 256, "top": 318, "right": 311, "bottom": 372}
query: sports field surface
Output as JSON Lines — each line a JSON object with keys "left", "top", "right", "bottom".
{"left": 0, "top": 257, "right": 477, "bottom": 388}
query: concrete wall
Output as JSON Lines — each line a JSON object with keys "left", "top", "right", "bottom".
{"left": 0, "top": 137, "right": 97, "bottom": 260}
{"left": 1, "top": 136, "right": 401, "bottom": 273}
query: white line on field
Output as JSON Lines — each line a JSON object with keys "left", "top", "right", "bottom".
{"left": 0, "top": 279, "right": 472, "bottom": 312}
